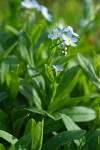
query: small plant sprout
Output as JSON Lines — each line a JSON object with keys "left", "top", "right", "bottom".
{"left": 52, "top": 65, "right": 64, "bottom": 72}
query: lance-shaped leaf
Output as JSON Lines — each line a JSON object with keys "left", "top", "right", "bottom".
{"left": 77, "top": 53, "right": 100, "bottom": 89}
{"left": 42, "top": 130, "right": 86, "bottom": 150}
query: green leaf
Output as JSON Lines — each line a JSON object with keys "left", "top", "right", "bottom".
{"left": 77, "top": 53, "right": 100, "bottom": 89}
{"left": 61, "top": 114, "right": 83, "bottom": 146}
{"left": 25, "top": 107, "right": 55, "bottom": 120}
{"left": 27, "top": 65, "right": 45, "bottom": 90}
{"left": 83, "top": 0, "right": 95, "bottom": 20}
{"left": 0, "top": 130, "right": 18, "bottom": 144}
{"left": 93, "top": 51, "right": 100, "bottom": 78}
{"left": 0, "top": 92, "right": 9, "bottom": 102}
{"left": 19, "top": 43, "right": 31, "bottom": 64}
{"left": 2, "top": 42, "right": 18, "bottom": 58}
{"left": 6, "top": 71, "right": 19, "bottom": 99}
{"left": 53, "top": 106, "right": 96, "bottom": 122}
{"left": 31, "top": 22, "right": 44, "bottom": 45}
{"left": 15, "top": 135, "right": 31, "bottom": 149}
{"left": 24, "top": 118, "right": 44, "bottom": 150}
{"left": 32, "top": 120, "right": 44, "bottom": 150}
{"left": 25, "top": 107, "right": 46, "bottom": 116}
{"left": 0, "top": 56, "right": 18, "bottom": 84}
{"left": 5, "top": 24, "right": 19, "bottom": 35}
{"left": 61, "top": 114, "right": 80, "bottom": 130}
{"left": 61, "top": 94, "right": 99, "bottom": 107}
{"left": 11, "top": 109, "right": 30, "bottom": 136}
{"left": 48, "top": 82, "right": 58, "bottom": 110}
{"left": 56, "top": 65, "right": 80, "bottom": 99}
{"left": 49, "top": 66, "right": 80, "bottom": 112}
{"left": 84, "top": 129, "right": 100, "bottom": 150}
{"left": 45, "top": 64, "right": 54, "bottom": 83}
{"left": 8, "top": 145, "right": 15, "bottom": 150}
{"left": 42, "top": 130, "right": 86, "bottom": 150}
{"left": 19, "top": 78, "right": 42, "bottom": 109}
{"left": 0, "top": 109, "right": 10, "bottom": 132}
{"left": 55, "top": 54, "right": 76, "bottom": 65}
{"left": 0, "top": 144, "right": 6, "bottom": 150}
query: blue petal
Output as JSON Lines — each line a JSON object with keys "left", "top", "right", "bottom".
{"left": 53, "top": 28, "right": 59, "bottom": 34}
{"left": 41, "top": 6, "right": 52, "bottom": 22}
{"left": 70, "top": 42, "right": 77, "bottom": 47}
{"left": 71, "top": 37, "right": 78, "bottom": 42}
{"left": 65, "top": 41, "right": 70, "bottom": 46}
{"left": 62, "top": 34, "right": 67, "bottom": 40}
{"left": 67, "top": 26, "right": 73, "bottom": 32}
{"left": 67, "top": 32, "right": 72, "bottom": 38}
{"left": 73, "top": 32, "right": 79, "bottom": 37}
{"left": 52, "top": 65, "right": 64, "bottom": 71}
{"left": 58, "top": 24, "right": 63, "bottom": 29}
{"left": 52, "top": 35, "right": 59, "bottom": 39}
{"left": 48, "top": 34, "right": 54, "bottom": 39}
{"left": 60, "top": 29, "right": 65, "bottom": 34}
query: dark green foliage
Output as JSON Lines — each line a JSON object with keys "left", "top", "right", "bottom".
{"left": 0, "top": 0, "right": 100, "bottom": 149}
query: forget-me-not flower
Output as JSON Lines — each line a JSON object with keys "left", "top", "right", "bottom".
{"left": 52, "top": 65, "right": 64, "bottom": 71}
{"left": 57, "top": 24, "right": 64, "bottom": 30}
{"left": 40, "top": 6, "right": 52, "bottom": 22}
{"left": 62, "top": 32, "right": 78, "bottom": 47}
{"left": 21, "top": 0, "right": 52, "bottom": 22}
{"left": 64, "top": 26, "right": 79, "bottom": 38}
{"left": 57, "top": 24, "right": 79, "bottom": 38}
{"left": 21, "top": 0, "right": 40, "bottom": 10}
{"left": 80, "top": 19, "right": 95, "bottom": 29}
{"left": 48, "top": 28, "right": 64, "bottom": 40}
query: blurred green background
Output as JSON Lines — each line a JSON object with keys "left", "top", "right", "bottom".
{"left": 0, "top": 0, "right": 100, "bottom": 55}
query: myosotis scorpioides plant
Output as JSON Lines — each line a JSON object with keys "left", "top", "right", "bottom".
{"left": 47, "top": 24, "right": 79, "bottom": 70}
{"left": 0, "top": 0, "right": 100, "bottom": 149}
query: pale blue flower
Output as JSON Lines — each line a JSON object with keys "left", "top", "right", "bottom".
{"left": 62, "top": 32, "right": 78, "bottom": 47}
{"left": 21, "top": 0, "right": 52, "bottom": 22}
{"left": 80, "top": 19, "right": 88, "bottom": 28}
{"left": 40, "top": 6, "right": 52, "bottom": 22}
{"left": 57, "top": 24, "right": 79, "bottom": 38}
{"left": 64, "top": 26, "right": 79, "bottom": 37}
{"left": 21, "top": 0, "right": 40, "bottom": 10}
{"left": 52, "top": 65, "right": 64, "bottom": 71}
{"left": 57, "top": 24, "right": 63, "bottom": 30}
{"left": 48, "top": 28, "right": 64, "bottom": 40}
{"left": 80, "top": 19, "right": 95, "bottom": 29}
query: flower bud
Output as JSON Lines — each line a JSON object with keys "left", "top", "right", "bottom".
{"left": 61, "top": 43, "right": 64, "bottom": 47}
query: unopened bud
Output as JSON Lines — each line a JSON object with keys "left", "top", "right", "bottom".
{"left": 61, "top": 43, "right": 64, "bottom": 47}
{"left": 64, "top": 47, "right": 67, "bottom": 50}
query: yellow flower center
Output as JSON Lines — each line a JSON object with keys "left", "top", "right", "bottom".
{"left": 27, "top": 2, "right": 32, "bottom": 7}
{"left": 67, "top": 38, "right": 71, "bottom": 43}
{"left": 56, "top": 33, "right": 59, "bottom": 37}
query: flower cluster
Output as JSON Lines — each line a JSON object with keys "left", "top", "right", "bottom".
{"left": 48, "top": 24, "right": 79, "bottom": 55}
{"left": 21, "top": 0, "right": 52, "bottom": 22}
{"left": 48, "top": 24, "right": 79, "bottom": 71}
